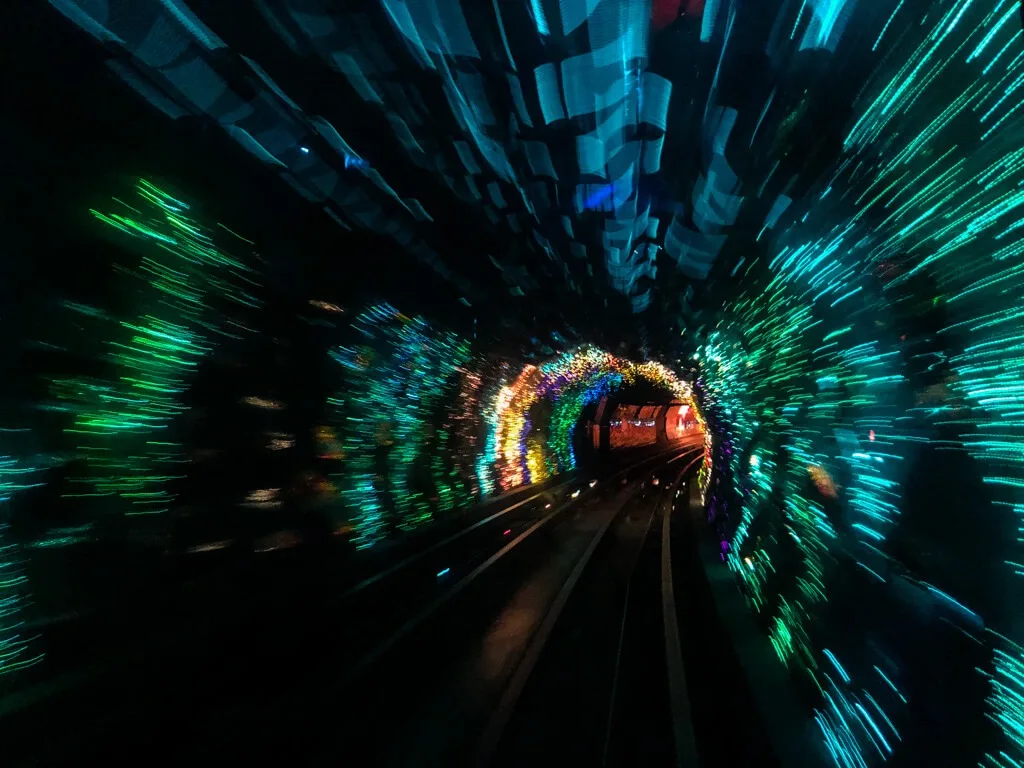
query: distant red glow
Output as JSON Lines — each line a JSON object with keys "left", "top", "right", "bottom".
{"left": 503, "top": 529, "right": 511, "bottom": 536}
{"left": 608, "top": 405, "right": 660, "bottom": 448}
{"left": 869, "top": 430, "right": 876, "bottom": 442}
{"left": 652, "top": 0, "right": 682, "bottom": 30}
{"left": 666, "top": 403, "right": 695, "bottom": 441}
{"left": 652, "top": 0, "right": 704, "bottom": 32}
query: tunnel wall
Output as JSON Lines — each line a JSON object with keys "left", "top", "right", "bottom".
{"left": 607, "top": 404, "right": 659, "bottom": 449}
{"left": 696, "top": 288, "right": 1020, "bottom": 766}
{"left": 19, "top": 177, "right": 697, "bottom": 552}
{"left": 0, "top": 175, "right": 696, "bottom": 684}
{"left": 690, "top": 3, "right": 1024, "bottom": 759}
{"left": 9, "top": 177, "right": 696, "bottom": 555}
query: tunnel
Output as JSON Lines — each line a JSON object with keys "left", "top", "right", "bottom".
{"left": 0, "top": 1, "right": 1023, "bottom": 765}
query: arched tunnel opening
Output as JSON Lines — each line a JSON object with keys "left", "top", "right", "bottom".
{"left": 1, "top": 1, "right": 1024, "bottom": 766}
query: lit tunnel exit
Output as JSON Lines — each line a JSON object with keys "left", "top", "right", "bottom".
{"left": 590, "top": 400, "right": 701, "bottom": 451}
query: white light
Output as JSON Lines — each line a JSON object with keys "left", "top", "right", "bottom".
{"left": 246, "top": 488, "right": 279, "bottom": 503}
{"left": 241, "top": 396, "right": 284, "bottom": 410}
{"left": 188, "top": 540, "right": 232, "bottom": 554}
{"left": 300, "top": 146, "right": 310, "bottom": 154}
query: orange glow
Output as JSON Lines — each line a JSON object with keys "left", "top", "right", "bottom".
{"left": 809, "top": 465, "right": 838, "bottom": 498}
{"left": 666, "top": 402, "right": 695, "bottom": 440}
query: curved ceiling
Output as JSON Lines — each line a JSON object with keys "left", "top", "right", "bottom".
{"left": 38, "top": 0, "right": 881, "bottom": 357}
{"left": 38, "top": 0, "right": 992, "bottom": 365}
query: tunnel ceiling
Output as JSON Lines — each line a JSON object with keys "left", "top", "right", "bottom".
{"left": 39, "top": 0, "right": 1013, "bottom": 364}
{"left": 36, "top": 0, "right": 887, "bottom": 361}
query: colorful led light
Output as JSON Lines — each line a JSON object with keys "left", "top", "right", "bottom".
{"left": 54, "top": 179, "right": 260, "bottom": 515}
{"left": 697, "top": 4, "right": 1024, "bottom": 764}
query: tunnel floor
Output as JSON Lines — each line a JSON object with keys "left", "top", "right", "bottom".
{"left": 0, "top": 437, "right": 782, "bottom": 767}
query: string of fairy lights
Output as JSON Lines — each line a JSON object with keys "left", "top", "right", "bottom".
{"left": 1, "top": 177, "right": 263, "bottom": 683}
{"left": 485, "top": 346, "right": 694, "bottom": 491}
{"left": 331, "top": 333, "right": 693, "bottom": 548}
{"left": 0, "top": 450, "right": 46, "bottom": 680}
{"left": 331, "top": 303, "right": 472, "bottom": 548}
{"left": 53, "top": 179, "right": 261, "bottom": 515}
{"left": 696, "top": 3, "right": 1024, "bottom": 766}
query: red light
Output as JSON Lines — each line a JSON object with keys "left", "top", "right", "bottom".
{"left": 869, "top": 430, "right": 876, "bottom": 441}
{"left": 503, "top": 529, "right": 511, "bottom": 536}
{"left": 652, "top": 0, "right": 683, "bottom": 30}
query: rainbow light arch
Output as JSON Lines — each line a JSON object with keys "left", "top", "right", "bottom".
{"left": 329, "top": 310, "right": 695, "bottom": 550}
{"left": 478, "top": 346, "right": 694, "bottom": 493}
